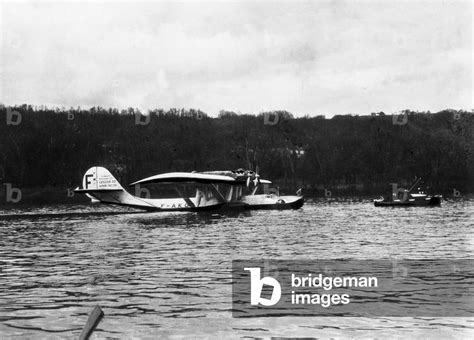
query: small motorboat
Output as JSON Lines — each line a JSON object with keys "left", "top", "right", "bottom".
{"left": 374, "top": 178, "right": 442, "bottom": 207}
{"left": 374, "top": 193, "right": 442, "bottom": 207}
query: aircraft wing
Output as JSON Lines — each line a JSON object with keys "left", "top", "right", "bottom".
{"left": 129, "top": 172, "right": 237, "bottom": 186}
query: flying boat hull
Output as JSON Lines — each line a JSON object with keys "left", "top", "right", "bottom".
{"left": 239, "top": 194, "right": 304, "bottom": 210}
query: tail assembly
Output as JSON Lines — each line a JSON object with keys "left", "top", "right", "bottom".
{"left": 74, "top": 167, "right": 155, "bottom": 210}
{"left": 79, "top": 166, "right": 123, "bottom": 192}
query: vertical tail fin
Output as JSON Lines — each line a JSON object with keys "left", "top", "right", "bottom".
{"left": 75, "top": 166, "right": 155, "bottom": 210}
{"left": 82, "top": 166, "right": 124, "bottom": 191}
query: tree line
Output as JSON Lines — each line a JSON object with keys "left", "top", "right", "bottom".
{"left": 0, "top": 105, "right": 472, "bottom": 199}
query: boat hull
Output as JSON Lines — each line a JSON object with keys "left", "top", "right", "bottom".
{"left": 239, "top": 195, "right": 304, "bottom": 210}
{"left": 374, "top": 195, "right": 442, "bottom": 207}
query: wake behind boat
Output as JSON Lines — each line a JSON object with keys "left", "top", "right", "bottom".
{"left": 74, "top": 166, "right": 304, "bottom": 212}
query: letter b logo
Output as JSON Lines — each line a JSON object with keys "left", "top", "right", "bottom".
{"left": 244, "top": 267, "right": 281, "bottom": 306}
{"left": 135, "top": 112, "right": 150, "bottom": 125}
{"left": 392, "top": 112, "right": 408, "bottom": 125}
{"left": 6, "top": 108, "right": 22, "bottom": 125}
{"left": 263, "top": 112, "right": 279, "bottom": 126}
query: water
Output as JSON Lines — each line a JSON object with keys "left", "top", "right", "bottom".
{"left": 0, "top": 199, "right": 473, "bottom": 339}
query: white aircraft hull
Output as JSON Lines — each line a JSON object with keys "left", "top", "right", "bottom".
{"left": 78, "top": 190, "right": 224, "bottom": 211}
{"left": 239, "top": 194, "right": 304, "bottom": 210}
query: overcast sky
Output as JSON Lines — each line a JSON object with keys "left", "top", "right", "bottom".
{"left": 0, "top": 0, "right": 472, "bottom": 117}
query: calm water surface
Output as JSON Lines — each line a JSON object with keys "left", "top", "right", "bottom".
{"left": 0, "top": 199, "right": 473, "bottom": 339}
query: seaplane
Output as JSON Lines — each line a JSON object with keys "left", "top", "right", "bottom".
{"left": 74, "top": 166, "right": 304, "bottom": 212}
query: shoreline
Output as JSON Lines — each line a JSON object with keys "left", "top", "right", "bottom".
{"left": 0, "top": 186, "right": 472, "bottom": 207}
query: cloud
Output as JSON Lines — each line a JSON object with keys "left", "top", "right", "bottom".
{"left": 0, "top": 1, "right": 471, "bottom": 116}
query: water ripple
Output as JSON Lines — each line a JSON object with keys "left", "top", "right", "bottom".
{"left": 0, "top": 199, "right": 472, "bottom": 338}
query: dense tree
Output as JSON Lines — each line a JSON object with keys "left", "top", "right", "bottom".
{"left": 0, "top": 106, "right": 472, "bottom": 197}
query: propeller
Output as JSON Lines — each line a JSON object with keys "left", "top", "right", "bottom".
{"left": 236, "top": 168, "right": 262, "bottom": 187}
{"left": 253, "top": 166, "right": 261, "bottom": 186}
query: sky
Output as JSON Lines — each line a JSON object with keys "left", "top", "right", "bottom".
{"left": 0, "top": 0, "right": 472, "bottom": 117}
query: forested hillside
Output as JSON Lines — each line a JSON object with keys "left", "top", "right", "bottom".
{"left": 0, "top": 105, "right": 472, "bottom": 200}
